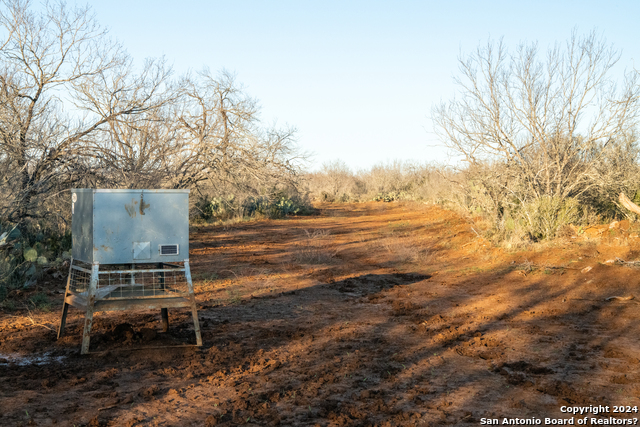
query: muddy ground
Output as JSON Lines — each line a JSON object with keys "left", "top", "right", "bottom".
{"left": 2, "top": 202, "right": 640, "bottom": 426}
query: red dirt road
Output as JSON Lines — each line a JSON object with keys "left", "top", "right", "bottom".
{"left": 2, "top": 202, "right": 640, "bottom": 426}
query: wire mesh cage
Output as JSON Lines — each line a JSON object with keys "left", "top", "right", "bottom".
{"left": 68, "top": 261, "right": 190, "bottom": 300}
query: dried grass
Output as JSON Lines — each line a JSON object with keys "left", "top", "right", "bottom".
{"left": 293, "top": 229, "right": 337, "bottom": 264}
{"left": 378, "top": 236, "right": 433, "bottom": 266}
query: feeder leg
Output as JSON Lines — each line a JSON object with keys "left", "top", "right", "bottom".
{"left": 184, "top": 261, "right": 202, "bottom": 346}
{"left": 161, "top": 308, "right": 169, "bottom": 332}
{"left": 58, "top": 303, "right": 69, "bottom": 339}
{"left": 57, "top": 258, "right": 75, "bottom": 339}
{"left": 81, "top": 263, "right": 99, "bottom": 355}
{"left": 158, "top": 263, "right": 168, "bottom": 332}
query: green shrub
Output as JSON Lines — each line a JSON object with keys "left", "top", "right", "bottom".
{"left": 246, "top": 193, "right": 310, "bottom": 218}
{"left": 520, "top": 196, "right": 581, "bottom": 241}
{"left": 195, "top": 195, "right": 236, "bottom": 221}
{"left": 274, "top": 197, "right": 300, "bottom": 216}
{"left": 373, "top": 192, "right": 397, "bottom": 202}
{"left": 195, "top": 191, "right": 312, "bottom": 222}
{"left": 0, "top": 222, "right": 71, "bottom": 294}
{"left": 320, "top": 192, "right": 335, "bottom": 202}
{"left": 29, "top": 292, "right": 52, "bottom": 311}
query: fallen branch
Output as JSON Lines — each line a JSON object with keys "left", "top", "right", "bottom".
{"left": 515, "top": 262, "right": 581, "bottom": 271}
{"left": 12, "top": 305, "right": 56, "bottom": 332}
{"left": 603, "top": 257, "right": 640, "bottom": 268}
{"left": 5, "top": 314, "right": 55, "bottom": 331}
{"left": 619, "top": 193, "right": 640, "bottom": 215}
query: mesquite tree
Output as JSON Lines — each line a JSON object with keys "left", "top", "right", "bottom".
{"left": 0, "top": 1, "right": 304, "bottom": 231}
{"left": 433, "top": 31, "right": 640, "bottom": 220}
{"left": 0, "top": 0, "right": 172, "bottom": 226}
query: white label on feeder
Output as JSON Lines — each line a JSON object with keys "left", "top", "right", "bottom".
{"left": 132, "top": 241, "right": 151, "bottom": 260}
{"left": 72, "top": 202, "right": 74, "bottom": 214}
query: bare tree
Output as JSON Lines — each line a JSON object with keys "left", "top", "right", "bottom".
{"left": 0, "top": 0, "right": 173, "bottom": 225}
{"left": 433, "top": 31, "right": 640, "bottom": 214}
{"left": 76, "top": 57, "right": 177, "bottom": 188}
{"left": 175, "top": 69, "right": 303, "bottom": 196}
{"left": 0, "top": 0, "right": 306, "bottom": 232}
{"left": 316, "top": 160, "right": 354, "bottom": 201}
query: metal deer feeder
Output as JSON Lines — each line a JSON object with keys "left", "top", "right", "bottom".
{"left": 57, "top": 189, "right": 202, "bottom": 354}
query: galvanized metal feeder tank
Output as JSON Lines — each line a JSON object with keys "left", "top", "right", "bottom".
{"left": 57, "top": 189, "right": 202, "bottom": 354}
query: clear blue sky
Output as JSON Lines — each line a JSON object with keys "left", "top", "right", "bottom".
{"left": 86, "top": 0, "right": 639, "bottom": 171}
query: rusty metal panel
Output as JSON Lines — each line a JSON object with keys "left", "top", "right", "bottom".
{"left": 71, "top": 189, "right": 94, "bottom": 263}
{"left": 71, "top": 189, "right": 189, "bottom": 264}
